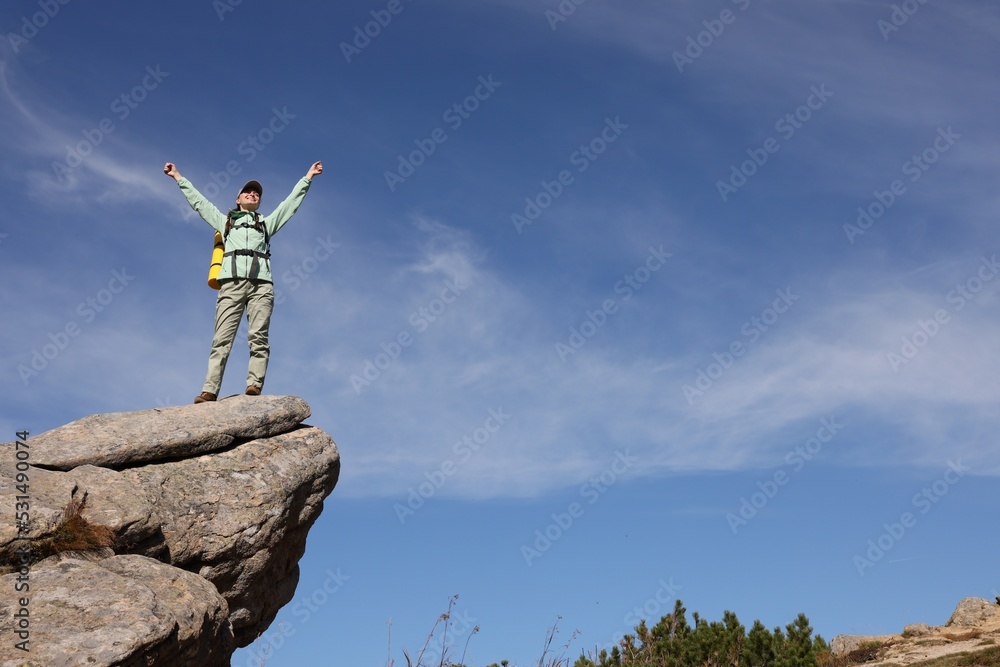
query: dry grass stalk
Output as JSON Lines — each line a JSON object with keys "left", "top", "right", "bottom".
{"left": 31, "top": 492, "right": 116, "bottom": 562}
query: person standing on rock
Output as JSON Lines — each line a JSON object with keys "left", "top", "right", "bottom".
{"left": 163, "top": 161, "right": 323, "bottom": 403}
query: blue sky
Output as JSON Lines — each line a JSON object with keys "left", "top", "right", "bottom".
{"left": 2, "top": 0, "right": 1000, "bottom": 664}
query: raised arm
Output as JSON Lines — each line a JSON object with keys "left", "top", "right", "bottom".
{"left": 264, "top": 161, "right": 323, "bottom": 235}
{"left": 164, "top": 162, "right": 226, "bottom": 232}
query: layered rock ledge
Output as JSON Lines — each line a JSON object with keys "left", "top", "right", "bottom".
{"left": 0, "top": 396, "right": 340, "bottom": 667}
{"left": 831, "top": 597, "right": 1000, "bottom": 666}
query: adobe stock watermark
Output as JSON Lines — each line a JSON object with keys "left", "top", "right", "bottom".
{"left": 521, "top": 450, "right": 638, "bottom": 566}
{"left": 545, "top": 0, "right": 591, "bottom": 30}
{"left": 682, "top": 288, "right": 799, "bottom": 405}
{"left": 6, "top": 0, "right": 72, "bottom": 54}
{"left": 716, "top": 84, "right": 833, "bottom": 202}
{"left": 393, "top": 407, "right": 512, "bottom": 524}
{"left": 853, "top": 460, "right": 968, "bottom": 576}
{"left": 349, "top": 277, "right": 469, "bottom": 393}
{"left": 235, "top": 567, "right": 349, "bottom": 667}
{"left": 18, "top": 268, "right": 135, "bottom": 385}
{"left": 511, "top": 116, "right": 629, "bottom": 234}
{"left": 273, "top": 236, "right": 341, "bottom": 303}
{"left": 213, "top": 0, "right": 245, "bottom": 20}
{"left": 51, "top": 66, "right": 169, "bottom": 183}
{"left": 843, "top": 126, "right": 960, "bottom": 244}
{"left": 10, "top": 430, "right": 31, "bottom": 654}
{"left": 173, "top": 106, "right": 296, "bottom": 223}
{"left": 887, "top": 255, "right": 998, "bottom": 373}
{"left": 339, "top": 0, "right": 416, "bottom": 63}
{"left": 673, "top": 0, "right": 751, "bottom": 73}
{"left": 416, "top": 607, "right": 479, "bottom": 667}
{"left": 878, "top": 0, "right": 930, "bottom": 41}
{"left": 555, "top": 245, "right": 672, "bottom": 362}
{"left": 726, "top": 417, "right": 844, "bottom": 534}
{"left": 384, "top": 75, "right": 502, "bottom": 192}
{"left": 593, "top": 577, "right": 683, "bottom": 655}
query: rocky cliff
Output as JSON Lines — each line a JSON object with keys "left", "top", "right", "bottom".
{"left": 0, "top": 396, "right": 340, "bottom": 667}
{"left": 831, "top": 597, "right": 1000, "bottom": 665}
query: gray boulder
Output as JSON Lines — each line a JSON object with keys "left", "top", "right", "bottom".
{"left": 29, "top": 395, "right": 311, "bottom": 469}
{"left": 830, "top": 633, "right": 895, "bottom": 656}
{"left": 0, "top": 395, "right": 339, "bottom": 666}
{"left": 0, "top": 555, "right": 232, "bottom": 667}
{"left": 121, "top": 424, "right": 339, "bottom": 645}
{"left": 903, "top": 622, "right": 932, "bottom": 636}
{"left": 946, "top": 597, "right": 1000, "bottom": 627}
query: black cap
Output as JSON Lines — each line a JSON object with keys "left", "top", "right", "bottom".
{"left": 240, "top": 180, "right": 262, "bottom": 197}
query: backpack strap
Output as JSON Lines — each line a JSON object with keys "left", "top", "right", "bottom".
{"left": 225, "top": 248, "right": 271, "bottom": 279}
{"left": 221, "top": 211, "right": 271, "bottom": 280}
{"left": 223, "top": 212, "right": 268, "bottom": 242}
{"left": 254, "top": 212, "right": 270, "bottom": 250}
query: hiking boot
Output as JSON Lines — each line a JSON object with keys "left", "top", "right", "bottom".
{"left": 194, "top": 392, "right": 217, "bottom": 404}
{"left": 245, "top": 385, "right": 261, "bottom": 396}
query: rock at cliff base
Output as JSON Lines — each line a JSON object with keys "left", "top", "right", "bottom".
{"left": 0, "top": 555, "right": 232, "bottom": 667}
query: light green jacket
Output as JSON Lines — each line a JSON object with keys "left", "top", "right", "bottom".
{"left": 178, "top": 176, "right": 312, "bottom": 283}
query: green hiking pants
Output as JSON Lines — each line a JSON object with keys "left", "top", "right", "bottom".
{"left": 202, "top": 279, "right": 274, "bottom": 394}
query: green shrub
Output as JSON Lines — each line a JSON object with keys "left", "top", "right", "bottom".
{"left": 575, "top": 599, "right": 827, "bottom": 667}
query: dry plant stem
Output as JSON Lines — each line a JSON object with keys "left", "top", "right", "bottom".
{"left": 439, "top": 604, "right": 452, "bottom": 666}
{"left": 386, "top": 618, "right": 394, "bottom": 667}
{"left": 459, "top": 625, "right": 481, "bottom": 667}
{"left": 537, "top": 616, "right": 561, "bottom": 667}
{"left": 388, "top": 594, "right": 479, "bottom": 667}
{"left": 414, "top": 611, "right": 444, "bottom": 667}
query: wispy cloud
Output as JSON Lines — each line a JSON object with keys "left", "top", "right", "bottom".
{"left": 273, "top": 219, "right": 1000, "bottom": 499}
{"left": 0, "top": 56, "right": 180, "bottom": 210}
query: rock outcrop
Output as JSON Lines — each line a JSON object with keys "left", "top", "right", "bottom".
{"left": 831, "top": 597, "right": 1000, "bottom": 666}
{"left": 4, "top": 555, "right": 233, "bottom": 667}
{"left": 946, "top": 597, "right": 1000, "bottom": 628}
{"left": 0, "top": 396, "right": 340, "bottom": 667}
